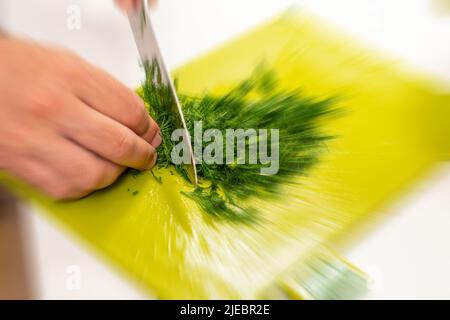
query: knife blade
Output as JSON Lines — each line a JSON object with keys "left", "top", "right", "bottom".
{"left": 128, "top": 0, "right": 198, "bottom": 185}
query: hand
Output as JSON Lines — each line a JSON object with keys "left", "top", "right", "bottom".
{"left": 115, "top": 0, "right": 158, "bottom": 12}
{"left": 0, "top": 37, "right": 161, "bottom": 199}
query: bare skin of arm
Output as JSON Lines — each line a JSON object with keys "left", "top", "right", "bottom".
{"left": 0, "top": 36, "right": 161, "bottom": 199}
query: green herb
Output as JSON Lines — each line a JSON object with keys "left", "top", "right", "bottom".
{"left": 129, "top": 169, "right": 141, "bottom": 179}
{"left": 139, "top": 61, "right": 338, "bottom": 223}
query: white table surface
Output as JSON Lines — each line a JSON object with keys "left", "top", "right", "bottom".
{"left": 1, "top": 0, "right": 450, "bottom": 299}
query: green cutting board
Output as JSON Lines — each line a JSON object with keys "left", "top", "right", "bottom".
{"left": 1, "top": 10, "right": 449, "bottom": 298}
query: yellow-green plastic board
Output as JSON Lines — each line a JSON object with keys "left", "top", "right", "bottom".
{"left": 1, "top": 10, "right": 449, "bottom": 298}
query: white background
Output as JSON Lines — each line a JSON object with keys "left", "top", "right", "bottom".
{"left": 1, "top": 0, "right": 450, "bottom": 299}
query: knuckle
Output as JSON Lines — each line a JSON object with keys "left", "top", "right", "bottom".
{"left": 114, "top": 129, "right": 134, "bottom": 161}
{"left": 26, "top": 88, "right": 62, "bottom": 118}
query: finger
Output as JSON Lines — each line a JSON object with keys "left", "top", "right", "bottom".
{"left": 50, "top": 94, "right": 157, "bottom": 170}
{"left": 8, "top": 157, "right": 78, "bottom": 200}
{"left": 115, "top": 0, "right": 158, "bottom": 12}
{"left": 143, "top": 117, "right": 162, "bottom": 148}
{"left": 28, "top": 130, "right": 126, "bottom": 195}
{"left": 72, "top": 62, "right": 161, "bottom": 146}
{"left": 115, "top": 0, "right": 138, "bottom": 12}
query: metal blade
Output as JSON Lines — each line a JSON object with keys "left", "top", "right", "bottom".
{"left": 128, "top": 1, "right": 198, "bottom": 185}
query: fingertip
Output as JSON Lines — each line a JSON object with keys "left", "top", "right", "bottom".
{"left": 151, "top": 130, "right": 162, "bottom": 148}
{"left": 115, "top": 0, "right": 136, "bottom": 13}
{"left": 141, "top": 117, "right": 160, "bottom": 144}
{"left": 150, "top": 116, "right": 160, "bottom": 132}
{"left": 146, "top": 150, "right": 158, "bottom": 169}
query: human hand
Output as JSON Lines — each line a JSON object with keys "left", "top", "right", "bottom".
{"left": 0, "top": 37, "right": 161, "bottom": 199}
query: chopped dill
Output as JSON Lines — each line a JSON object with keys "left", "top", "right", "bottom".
{"left": 150, "top": 170, "right": 163, "bottom": 184}
{"left": 139, "top": 61, "right": 338, "bottom": 223}
{"left": 129, "top": 168, "right": 141, "bottom": 179}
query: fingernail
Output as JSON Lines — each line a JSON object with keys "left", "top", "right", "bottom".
{"left": 151, "top": 131, "right": 162, "bottom": 148}
{"left": 147, "top": 152, "right": 157, "bottom": 169}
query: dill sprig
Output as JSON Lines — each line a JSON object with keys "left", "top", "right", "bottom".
{"left": 140, "top": 62, "right": 338, "bottom": 223}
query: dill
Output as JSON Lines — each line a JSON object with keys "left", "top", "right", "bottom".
{"left": 140, "top": 61, "right": 338, "bottom": 223}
